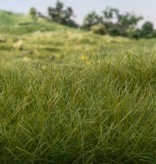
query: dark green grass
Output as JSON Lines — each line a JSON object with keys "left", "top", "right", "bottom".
{"left": 0, "top": 52, "right": 156, "bottom": 163}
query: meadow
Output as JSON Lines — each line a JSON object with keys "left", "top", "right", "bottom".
{"left": 0, "top": 11, "right": 156, "bottom": 163}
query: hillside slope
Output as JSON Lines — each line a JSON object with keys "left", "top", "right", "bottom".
{"left": 0, "top": 10, "right": 69, "bottom": 35}
{"left": 0, "top": 10, "right": 24, "bottom": 26}
{"left": 0, "top": 10, "right": 132, "bottom": 64}
{"left": 1, "top": 10, "right": 155, "bottom": 65}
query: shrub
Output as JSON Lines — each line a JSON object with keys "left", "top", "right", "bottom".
{"left": 127, "top": 29, "right": 142, "bottom": 39}
{"left": 108, "top": 26, "right": 121, "bottom": 36}
{"left": 91, "top": 24, "right": 107, "bottom": 35}
{"left": 141, "top": 21, "right": 154, "bottom": 38}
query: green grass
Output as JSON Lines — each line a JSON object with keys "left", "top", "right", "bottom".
{"left": 0, "top": 30, "right": 131, "bottom": 64}
{"left": 0, "top": 10, "right": 68, "bottom": 34}
{"left": 1, "top": 10, "right": 155, "bottom": 65}
{"left": 0, "top": 52, "right": 156, "bottom": 163}
{"left": 0, "top": 10, "right": 156, "bottom": 163}
{"left": 0, "top": 10, "right": 131, "bottom": 64}
{"left": 0, "top": 10, "right": 24, "bottom": 26}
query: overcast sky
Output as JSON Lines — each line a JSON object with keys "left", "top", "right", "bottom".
{"left": 1, "top": 0, "right": 156, "bottom": 25}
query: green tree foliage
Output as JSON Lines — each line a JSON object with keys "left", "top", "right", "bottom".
{"left": 83, "top": 11, "right": 101, "bottom": 29}
{"left": 108, "top": 25, "right": 121, "bottom": 36}
{"left": 47, "top": 1, "right": 78, "bottom": 28}
{"left": 82, "top": 7, "right": 147, "bottom": 38}
{"left": 29, "top": 7, "right": 37, "bottom": 21}
{"left": 118, "top": 13, "right": 142, "bottom": 28}
{"left": 102, "top": 7, "right": 119, "bottom": 21}
{"left": 56, "top": 0, "right": 64, "bottom": 12}
{"left": 126, "top": 28, "right": 142, "bottom": 39}
{"left": 48, "top": 1, "right": 64, "bottom": 22}
{"left": 141, "top": 21, "right": 154, "bottom": 38}
{"left": 28, "top": 2, "right": 156, "bottom": 38}
{"left": 48, "top": 7, "right": 59, "bottom": 21}
{"left": 55, "top": 0, "right": 64, "bottom": 22}
{"left": 117, "top": 13, "right": 143, "bottom": 36}
{"left": 64, "top": 7, "right": 73, "bottom": 21}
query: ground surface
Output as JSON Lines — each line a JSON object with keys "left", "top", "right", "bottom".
{"left": 0, "top": 11, "right": 156, "bottom": 163}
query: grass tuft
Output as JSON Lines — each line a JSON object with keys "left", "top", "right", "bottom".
{"left": 0, "top": 52, "right": 156, "bottom": 163}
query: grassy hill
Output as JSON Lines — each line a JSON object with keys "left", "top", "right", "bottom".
{"left": 1, "top": 10, "right": 156, "bottom": 65}
{"left": 0, "top": 10, "right": 24, "bottom": 26}
{"left": 0, "top": 10, "right": 156, "bottom": 163}
{"left": 0, "top": 10, "right": 132, "bottom": 64}
{"left": 0, "top": 10, "right": 70, "bottom": 35}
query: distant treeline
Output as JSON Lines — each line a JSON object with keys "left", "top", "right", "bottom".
{"left": 29, "top": 0, "right": 156, "bottom": 39}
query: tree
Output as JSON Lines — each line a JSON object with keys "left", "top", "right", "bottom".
{"left": 56, "top": 0, "right": 64, "bottom": 13}
{"left": 102, "top": 7, "right": 119, "bottom": 21}
{"left": 29, "top": 7, "right": 37, "bottom": 21}
{"left": 141, "top": 21, "right": 154, "bottom": 38}
{"left": 55, "top": 0, "right": 64, "bottom": 22}
{"left": 108, "top": 25, "right": 121, "bottom": 36}
{"left": 118, "top": 13, "right": 142, "bottom": 27}
{"left": 61, "top": 7, "right": 78, "bottom": 27}
{"left": 83, "top": 11, "right": 101, "bottom": 29}
{"left": 126, "top": 28, "right": 142, "bottom": 39}
{"left": 64, "top": 7, "right": 74, "bottom": 21}
{"left": 48, "top": 1, "right": 64, "bottom": 22}
{"left": 116, "top": 13, "right": 143, "bottom": 36}
{"left": 82, "top": 7, "right": 143, "bottom": 37}
{"left": 47, "top": 1, "right": 77, "bottom": 27}
{"left": 103, "top": 7, "right": 143, "bottom": 36}
{"left": 102, "top": 7, "right": 121, "bottom": 35}
{"left": 48, "top": 7, "right": 58, "bottom": 21}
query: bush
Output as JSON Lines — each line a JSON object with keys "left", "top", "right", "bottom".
{"left": 91, "top": 24, "right": 107, "bottom": 35}
{"left": 127, "top": 29, "right": 142, "bottom": 40}
{"left": 108, "top": 26, "right": 121, "bottom": 36}
{"left": 61, "top": 19, "right": 79, "bottom": 28}
{"left": 141, "top": 21, "right": 154, "bottom": 38}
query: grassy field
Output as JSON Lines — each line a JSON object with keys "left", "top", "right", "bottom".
{"left": 0, "top": 11, "right": 156, "bottom": 163}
